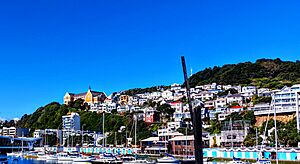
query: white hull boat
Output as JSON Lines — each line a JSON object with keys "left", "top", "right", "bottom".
{"left": 123, "top": 159, "right": 155, "bottom": 164}
{"left": 157, "top": 156, "right": 180, "bottom": 164}
{"left": 46, "top": 155, "right": 58, "bottom": 162}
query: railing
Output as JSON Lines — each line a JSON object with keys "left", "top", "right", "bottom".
{"left": 254, "top": 107, "right": 297, "bottom": 115}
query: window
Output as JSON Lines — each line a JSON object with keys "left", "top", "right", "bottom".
{"left": 175, "top": 141, "right": 181, "bottom": 145}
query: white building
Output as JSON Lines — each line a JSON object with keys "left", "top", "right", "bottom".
{"left": 241, "top": 86, "right": 257, "bottom": 97}
{"left": 62, "top": 112, "right": 80, "bottom": 145}
{"left": 198, "top": 91, "right": 214, "bottom": 101}
{"left": 150, "top": 92, "right": 162, "bottom": 99}
{"left": 215, "top": 97, "right": 227, "bottom": 108}
{"left": 62, "top": 112, "right": 80, "bottom": 131}
{"left": 251, "top": 103, "right": 271, "bottom": 115}
{"left": 273, "top": 84, "right": 300, "bottom": 113}
{"left": 204, "top": 100, "right": 214, "bottom": 109}
{"left": 170, "top": 83, "right": 181, "bottom": 92}
{"left": 2, "top": 127, "right": 16, "bottom": 137}
{"left": 169, "top": 101, "right": 183, "bottom": 113}
{"left": 167, "top": 121, "right": 183, "bottom": 133}
{"left": 226, "top": 94, "right": 243, "bottom": 105}
{"left": 34, "top": 129, "right": 45, "bottom": 138}
{"left": 161, "top": 90, "right": 174, "bottom": 100}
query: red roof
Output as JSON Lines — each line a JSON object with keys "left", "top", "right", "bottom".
{"left": 230, "top": 106, "right": 242, "bottom": 108}
{"left": 170, "top": 101, "right": 182, "bottom": 105}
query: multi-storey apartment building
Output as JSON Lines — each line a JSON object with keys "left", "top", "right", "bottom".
{"left": 2, "top": 127, "right": 29, "bottom": 137}
{"left": 273, "top": 84, "right": 300, "bottom": 114}
{"left": 2, "top": 127, "right": 16, "bottom": 137}
{"left": 62, "top": 112, "right": 80, "bottom": 145}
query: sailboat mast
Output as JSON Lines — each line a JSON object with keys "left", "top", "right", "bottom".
{"left": 230, "top": 117, "right": 233, "bottom": 149}
{"left": 273, "top": 95, "right": 278, "bottom": 164}
{"left": 21, "top": 131, "right": 24, "bottom": 153}
{"left": 103, "top": 112, "right": 105, "bottom": 147}
{"left": 186, "top": 126, "right": 188, "bottom": 157}
{"left": 134, "top": 114, "right": 137, "bottom": 153}
{"left": 256, "top": 128, "right": 258, "bottom": 148}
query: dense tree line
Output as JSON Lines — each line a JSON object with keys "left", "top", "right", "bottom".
{"left": 121, "top": 85, "right": 170, "bottom": 96}
{"left": 188, "top": 58, "right": 300, "bottom": 88}
{"left": 16, "top": 101, "right": 152, "bottom": 144}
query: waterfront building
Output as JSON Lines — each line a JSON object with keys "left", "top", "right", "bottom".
{"left": 33, "top": 129, "right": 44, "bottom": 138}
{"left": 140, "top": 137, "right": 167, "bottom": 154}
{"left": 169, "top": 135, "right": 209, "bottom": 156}
{"left": 63, "top": 87, "right": 106, "bottom": 105}
{"left": 1, "top": 127, "right": 29, "bottom": 137}
{"left": 2, "top": 127, "right": 16, "bottom": 137}
{"left": 221, "top": 120, "right": 250, "bottom": 147}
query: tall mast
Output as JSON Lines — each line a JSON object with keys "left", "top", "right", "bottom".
{"left": 134, "top": 114, "right": 137, "bottom": 154}
{"left": 181, "top": 56, "right": 203, "bottom": 164}
{"left": 256, "top": 128, "right": 258, "bottom": 148}
{"left": 103, "top": 112, "right": 105, "bottom": 147}
{"left": 185, "top": 126, "right": 188, "bottom": 157}
{"left": 273, "top": 95, "right": 278, "bottom": 164}
{"left": 21, "top": 131, "right": 24, "bottom": 153}
{"left": 230, "top": 117, "right": 233, "bottom": 149}
{"left": 296, "top": 92, "right": 300, "bottom": 132}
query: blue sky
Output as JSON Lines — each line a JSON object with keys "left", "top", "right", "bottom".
{"left": 0, "top": 0, "right": 300, "bottom": 119}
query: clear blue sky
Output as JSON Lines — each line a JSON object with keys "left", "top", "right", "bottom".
{"left": 0, "top": 0, "right": 300, "bottom": 119}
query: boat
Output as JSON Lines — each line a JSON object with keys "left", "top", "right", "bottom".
{"left": 0, "top": 152, "right": 8, "bottom": 164}
{"left": 228, "top": 157, "right": 251, "bottom": 164}
{"left": 46, "top": 154, "right": 58, "bottom": 162}
{"left": 123, "top": 159, "right": 155, "bottom": 164}
{"left": 156, "top": 154, "right": 180, "bottom": 164}
{"left": 73, "top": 156, "right": 92, "bottom": 162}
{"left": 24, "top": 152, "right": 39, "bottom": 159}
{"left": 91, "top": 153, "right": 122, "bottom": 163}
{"left": 36, "top": 151, "right": 47, "bottom": 161}
{"left": 254, "top": 159, "right": 271, "bottom": 164}
{"left": 57, "top": 152, "right": 74, "bottom": 162}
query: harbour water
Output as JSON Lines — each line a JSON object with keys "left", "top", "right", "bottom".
{"left": 8, "top": 157, "right": 224, "bottom": 164}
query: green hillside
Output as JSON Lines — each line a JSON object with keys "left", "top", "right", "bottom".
{"left": 16, "top": 100, "right": 151, "bottom": 145}
{"left": 188, "top": 58, "right": 300, "bottom": 89}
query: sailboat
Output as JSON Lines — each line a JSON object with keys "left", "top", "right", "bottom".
{"left": 228, "top": 118, "right": 250, "bottom": 164}
{"left": 122, "top": 115, "right": 155, "bottom": 164}
{"left": 156, "top": 153, "right": 180, "bottom": 164}
{"left": 255, "top": 96, "right": 277, "bottom": 164}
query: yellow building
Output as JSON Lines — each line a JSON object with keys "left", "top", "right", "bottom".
{"left": 64, "top": 87, "right": 106, "bottom": 105}
{"left": 119, "top": 95, "right": 129, "bottom": 105}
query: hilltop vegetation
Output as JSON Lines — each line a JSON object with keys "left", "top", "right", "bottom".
{"left": 120, "top": 58, "right": 300, "bottom": 96}
{"left": 16, "top": 100, "right": 151, "bottom": 144}
{"left": 189, "top": 58, "right": 300, "bottom": 89}
{"left": 122, "top": 85, "right": 169, "bottom": 96}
